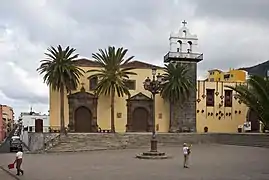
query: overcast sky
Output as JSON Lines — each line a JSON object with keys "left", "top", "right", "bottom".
{"left": 0, "top": 0, "right": 269, "bottom": 118}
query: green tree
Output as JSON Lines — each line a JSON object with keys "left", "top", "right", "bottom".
{"left": 160, "top": 62, "right": 195, "bottom": 132}
{"left": 88, "top": 46, "right": 137, "bottom": 133}
{"left": 226, "top": 75, "right": 269, "bottom": 130}
{"left": 37, "top": 45, "right": 84, "bottom": 133}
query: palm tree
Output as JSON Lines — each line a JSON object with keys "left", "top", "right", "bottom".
{"left": 87, "top": 46, "right": 137, "bottom": 133}
{"left": 37, "top": 45, "right": 84, "bottom": 133}
{"left": 226, "top": 75, "right": 269, "bottom": 130}
{"left": 160, "top": 62, "right": 195, "bottom": 132}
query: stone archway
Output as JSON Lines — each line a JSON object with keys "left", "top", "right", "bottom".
{"left": 132, "top": 107, "right": 149, "bottom": 132}
{"left": 246, "top": 109, "right": 260, "bottom": 132}
{"left": 74, "top": 106, "right": 92, "bottom": 132}
{"left": 68, "top": 87, "right": 98, "bottom": 132}
{"left": 126, "top": 92, "right": 153, "bottom": 132}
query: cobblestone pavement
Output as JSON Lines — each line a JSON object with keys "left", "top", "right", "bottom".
{"left": 0, "top": 144, "right": 269, "bottom": 180}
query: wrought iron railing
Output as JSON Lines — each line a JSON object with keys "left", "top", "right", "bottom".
{"left": 164, "top": 51, "right": 203, "bottom": 62}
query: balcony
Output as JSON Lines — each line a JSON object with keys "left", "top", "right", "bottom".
{"left": 164, "top": 52, "right": 203, "bottom": 63}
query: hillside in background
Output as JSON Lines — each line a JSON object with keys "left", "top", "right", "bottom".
{"left": 239, "top": 60, "right": 269, "bottom": 77}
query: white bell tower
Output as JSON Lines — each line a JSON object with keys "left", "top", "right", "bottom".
{"left": 164, "top": 20, "right": 203, "bottom": 133}
{"left": 164, "top": 20, "right": 203, "bottom": 63}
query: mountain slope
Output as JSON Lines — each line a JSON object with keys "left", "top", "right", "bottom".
{"left": 239, "top": 60, "right": 269, "bottom": 77}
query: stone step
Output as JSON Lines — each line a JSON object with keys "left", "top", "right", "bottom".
{"left": 46, "top": 133, "right": 269, "bottom": 153}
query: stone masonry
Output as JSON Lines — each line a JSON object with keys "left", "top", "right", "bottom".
{"left": 170, "top": 62, "right": 197, "bottom": 132}
{"left": 44, "top": 133, "right": 269, "bottom": 153}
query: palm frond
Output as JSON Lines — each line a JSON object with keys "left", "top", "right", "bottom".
{"left": 37, "top": 45, "right": 84, "bottom": 92}
{"left": 88, "top": 46, "right": 136, "bottom": 97}
{"left": 160, "top": 62, "right": 194, "bottom": 104}
{"left": 225, "top": 75, "right": 269, "bottom": 128}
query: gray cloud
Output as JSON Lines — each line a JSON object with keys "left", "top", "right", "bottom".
{"left": 0, "top": 0, "right": 269, "bottom": 117}
{"left": 193, "top": 0, "right": 269, "bottom": 23}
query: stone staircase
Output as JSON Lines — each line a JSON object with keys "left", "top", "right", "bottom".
{"left": 43, "top": 133, "right": 269, "bottom": 153}
{"left": 45, "top": 133, "right": 213, "bottom": 153}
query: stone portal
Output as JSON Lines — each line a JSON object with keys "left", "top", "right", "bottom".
{"left": 68, "top": 88, "right": 98, "bottom": 132}
{"left": 126, "top": 92, "right": 153, "bottom": 132}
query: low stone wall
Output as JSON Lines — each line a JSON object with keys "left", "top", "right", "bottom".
{"left": 213, "top": 133, "right": 269, "bottom": 148}
{"left": 27, "top": 133, "right": 60, "bottom": 152}
{"left": 27, "top": 132, "right": 269, "bottom": 153}
{"left": 46, "top": 132, "right": 269, "bottom": 153}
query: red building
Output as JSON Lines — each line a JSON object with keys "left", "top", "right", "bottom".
{"left": 0, "top": 105, "right": 4, "bottom": 142}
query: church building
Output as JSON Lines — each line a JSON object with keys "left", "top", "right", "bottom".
{"left": 49, "top": 21, "right": 256, "bottom": 133}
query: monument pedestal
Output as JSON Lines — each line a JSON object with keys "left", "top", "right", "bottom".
{"left": 136, "top": 139, "right": 169, "bottom": 159}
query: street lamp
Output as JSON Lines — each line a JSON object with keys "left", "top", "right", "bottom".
{"left": 136, "top": 68, "right": 168, "bottom": 159}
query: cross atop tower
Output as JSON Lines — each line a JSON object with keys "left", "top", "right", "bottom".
{"left": 182, "top": 20, "right": 187, "bottom": 26}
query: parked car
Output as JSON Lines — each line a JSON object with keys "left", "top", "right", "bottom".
{"left": 10, "top": 136, "right": 22, "bottom": 152}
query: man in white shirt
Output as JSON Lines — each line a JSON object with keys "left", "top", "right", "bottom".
{"left": 14, "top": 147, "right": 24, "bottom": 176}
{"left": 183, "top": 143, "right": 190, "bottom": 168}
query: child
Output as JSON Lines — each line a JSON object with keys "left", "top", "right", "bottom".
{"left": 182, "top": 143, "right": 191, "bottom": 168}
{"left": 14, "top": 147, "right": 24, "bottom": 176}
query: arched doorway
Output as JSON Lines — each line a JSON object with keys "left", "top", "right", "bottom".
{"left": 132, "top": 107, "right": 149, "bottom": 132}
{"left": 75, "top": 106, "right": 92, "bottom": 132}
{"left": 247, "top": 109, "right": 260, "bottom": 132}
{"left": 35, "top": 119, "right": 43, "bottom": 133}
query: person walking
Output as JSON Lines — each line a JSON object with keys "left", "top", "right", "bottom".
{"left": 183, "top": 143, "right": 191, "bottom": 168}
{"left": 14, "top": 147, "right": 24, "bottom": 176}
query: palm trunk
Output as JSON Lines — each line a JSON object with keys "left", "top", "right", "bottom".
{"left": 60, "top": 85, "right": 65, "bottom": 134}
{"left": 110, "top": 89, "right": 116, "bottom": 133}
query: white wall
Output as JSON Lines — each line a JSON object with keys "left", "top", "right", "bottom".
{"left": 20, "top": 114, "right": 50, "bottom": 132}
{"left": 169, "top": 25, "right": 199, "bottom": 53}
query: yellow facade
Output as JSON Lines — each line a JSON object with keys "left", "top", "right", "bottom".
{"left": 196, "top": 81, "right": 248, "bottom": 133}
{"left": 207, "top": 69, "right": 246, "bottom": 82}
{"left": 49, "top": 60, "right": 249, "bottom": 133}
{"left": 49, "top": 60, "right": 170, "bottom": 132}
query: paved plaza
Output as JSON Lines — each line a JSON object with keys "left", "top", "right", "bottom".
{"left": 0, "top": 144, "right": 269, "bottom": 180}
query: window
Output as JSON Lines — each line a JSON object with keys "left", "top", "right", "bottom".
{"left": 224, "top": 74, "right": 230, "bottom": 79}
{"left": 206, "top": 89, "right": 215, "bottom": 106}
{"left": 224, "top": 90, "right": 233, "bottom": 107}
{"left": 187, "top": 41, "right": 192, "bottom": 52}
{"left": 124, "top": 80, "right": 136, "bottom": 90}
{"left": 29, "top": 127, "right": 33, "bottom": 132}
{"left": 89, "top": 77, "right": 98, "bottom": 91}
{"left": 177, "top": 40, "right": 182, "bottom": 52}
{"left": 183, "top": 30, "right": 187, "bottom": 37}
